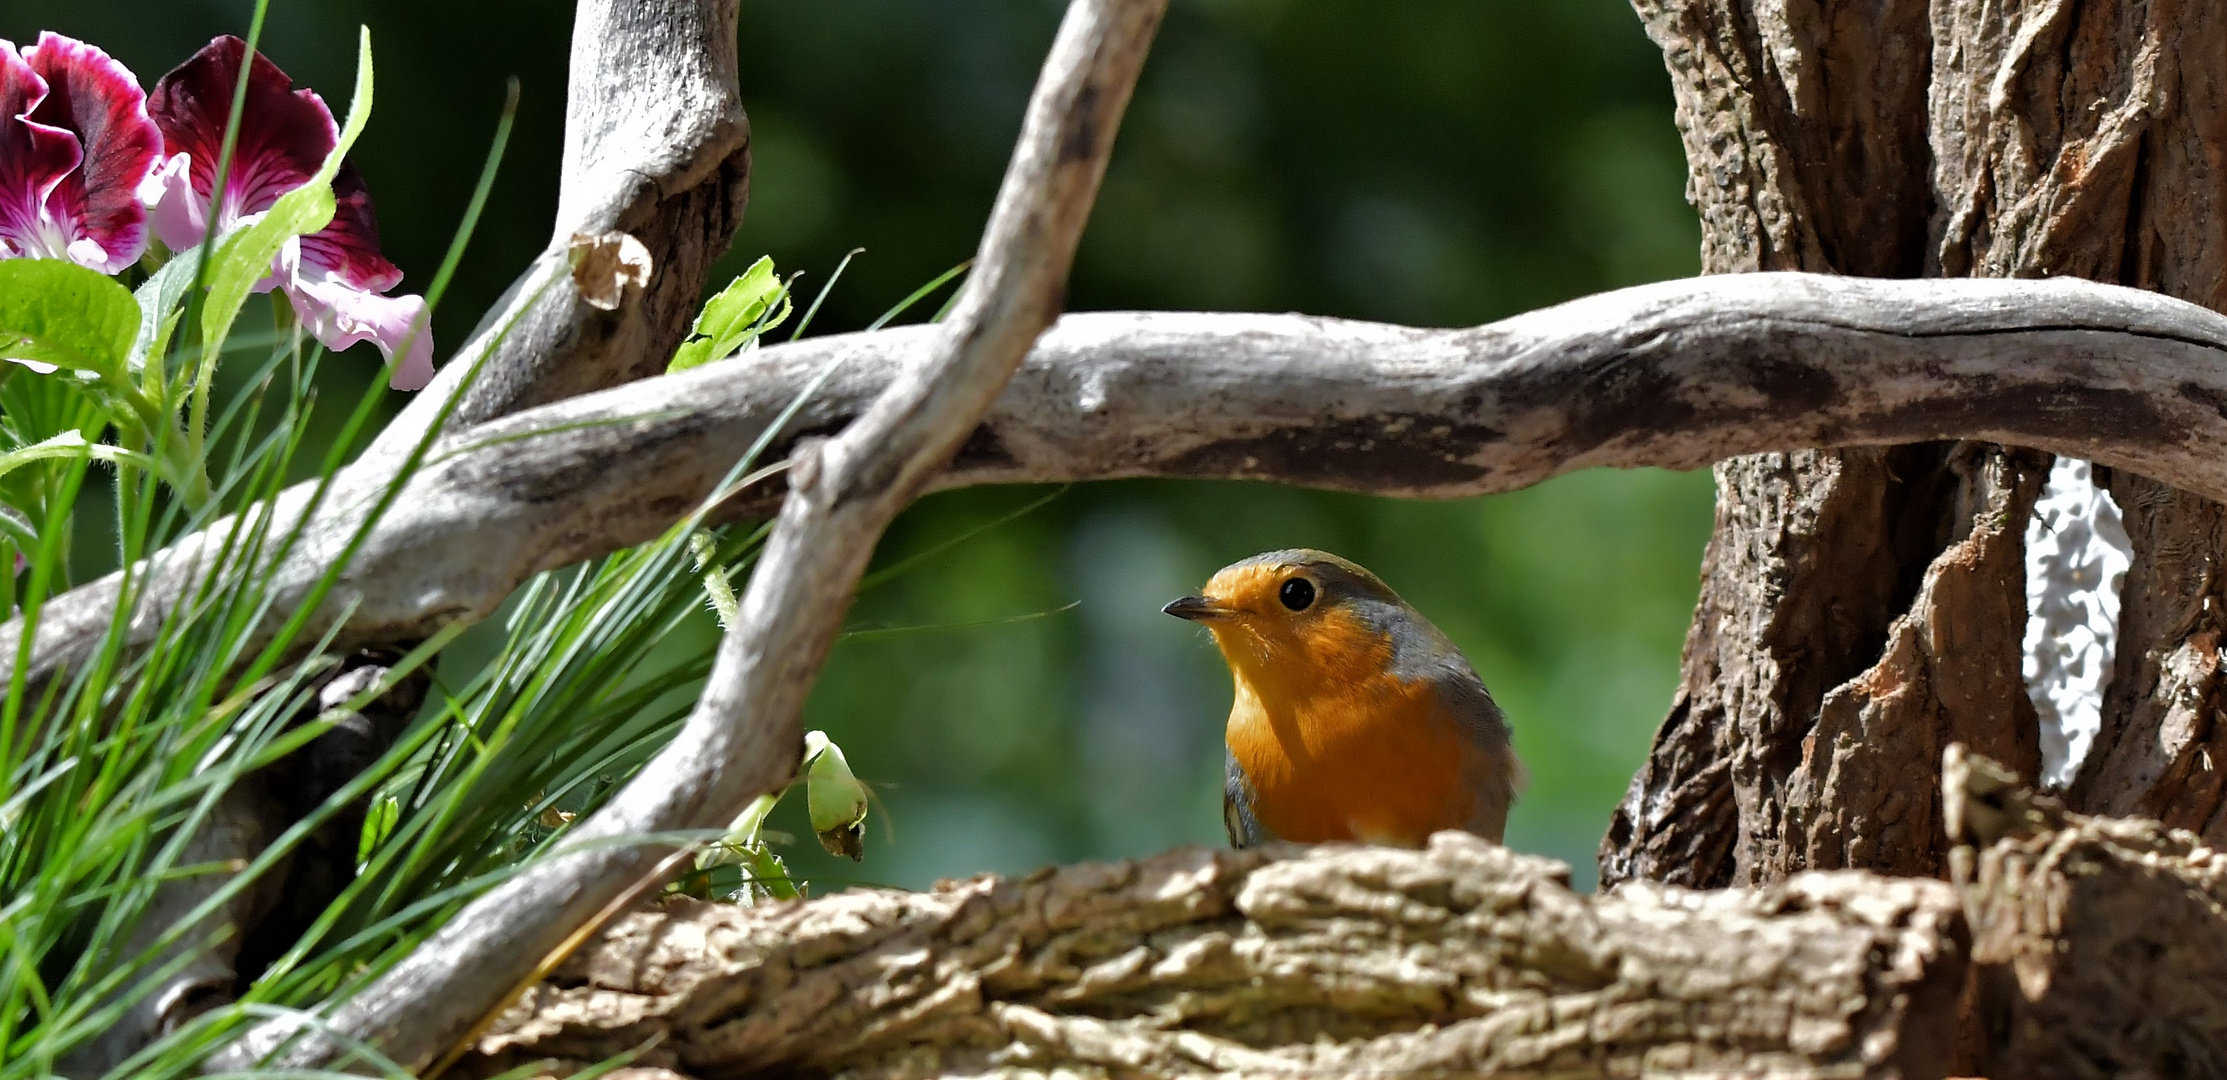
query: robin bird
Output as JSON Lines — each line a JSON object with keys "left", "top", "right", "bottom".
{"left": 1164, "top": 549, "right": 1523, "bottom": 849}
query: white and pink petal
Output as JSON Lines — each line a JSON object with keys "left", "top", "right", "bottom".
{"left": 279, "top": 243, "right": 433, "bottom": 391}
{"left": 137, "top": 35, "right": 433, "bottom": 389}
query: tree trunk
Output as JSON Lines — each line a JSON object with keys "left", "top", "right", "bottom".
{"left": 1603, "top": 0, "right": 2227, "bottom": 887}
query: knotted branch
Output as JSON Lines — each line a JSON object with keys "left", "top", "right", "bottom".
{"left": 366, "top": 0, "right": 750, "bottom": 456}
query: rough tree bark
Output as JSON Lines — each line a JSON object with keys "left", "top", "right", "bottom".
{"left": 439, "top": 750, "right": 2227, "bottom": 1079}
{"left": 1603, "top": 0, "right": 2227, "bottom": 886}
{"left": 462, "top": 836, "right": 1973, "bottom": 1079}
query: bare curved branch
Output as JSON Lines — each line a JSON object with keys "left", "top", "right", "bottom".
{"left": 208, "top": 0, "right": 1167, "bottom": 1070}
{"left": 16, "top": 274, "right": 2227, "bottom": 696}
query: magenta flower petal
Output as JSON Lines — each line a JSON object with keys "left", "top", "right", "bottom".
{"left": 0, "top": 45, "right": 81, "bottom": 259}
{"left": 0, "top": 34, "right": 158, "bottom": 272}
{"left": 297, "top": 160, "right": 402, "bottom": 292}
{"left": 20, "top": 34, "right": 161, "bottom": 272}
{"left": 143, "top": 36, "right": 433, "bottom": 390}
{"left": 144, "top": 35, "right": 336, "bottom": 246}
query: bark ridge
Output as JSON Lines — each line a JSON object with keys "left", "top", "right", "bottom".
{"left": 1607, "top": 0, "right": 2227, "bottom": 887}
{"left": 461, "top": 835, "right": 1966, "bottom": 1079}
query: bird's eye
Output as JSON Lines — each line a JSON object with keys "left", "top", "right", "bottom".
{"left": 1279, "top": 577, "right": 1315, "bottom": 611}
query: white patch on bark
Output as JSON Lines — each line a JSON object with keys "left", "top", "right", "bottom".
{"left": 2023, "top": 457, "right": 2130, "bottom": 788}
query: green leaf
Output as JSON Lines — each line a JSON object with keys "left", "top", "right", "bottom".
{"left": 668, "top": 256, "right": 791, "bottom": 373}
{"left": 0, "top": 260, "right": 140, "bottom": 378}
{"left": 738, "top": 842, "right": 799, "bottom": 902}
{"left": 0, "top": 502, "right": 34, "bottom": 557}
{"left": 130, "top": 254, "right": 201, "bottom": 373}
{"left": 358, "top": 794, "right": 399, "bottom": 869}
{"left": 200, "top": 26, "right": 376, "bottom": 359}
{"left": 0, "top": 430, "right": 158, "bottom": 484}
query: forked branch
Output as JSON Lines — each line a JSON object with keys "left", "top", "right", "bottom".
{"left": 207, "top": 0, "right": 1168, "bottom": 1070}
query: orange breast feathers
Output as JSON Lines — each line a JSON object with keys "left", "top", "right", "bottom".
{"left": 1165, "top": 550, "right": 1520, "bottom": 850}
{"left": 1219, "top": 604, "right": 1489, "bottom": 847}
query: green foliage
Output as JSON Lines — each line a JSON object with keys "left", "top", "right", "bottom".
{"left": 683, "top": 792, "right": 799, "bottom": 904}
{"left": 358, "top": 793, "right": 400, "bottom": 867}
{"left": 129, "top": 256, "right": 197, "bottom": 375}
{"left": 0, "top": 20, "right": 578, "bottom": 1073}
{"left": 0, "top": 245, "right": 863, "bottom": 1072}
{"left": 678, "top": 728, "right": 874, "bottom": 902}
{"left": 0, "top": 261, "right": 139, "bottom": 380}
{"left": 0, "top": 256, "right": 198, "bottom": 497}
{"left": 0, "top": 331, "right": 419, "bottom": 1076}
{"left": 667, "top": 256, "right": 793, "bottom": 372}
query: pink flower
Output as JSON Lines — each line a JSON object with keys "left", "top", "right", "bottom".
{"left": 0, "top": 33, "right": 162, "bottom": 273}
{"left": 142, "top": 37, "right": 432, "bottom": 390}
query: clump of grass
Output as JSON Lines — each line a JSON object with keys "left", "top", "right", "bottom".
{"left": 0, "top": 210, "right": 971, "bottom": 1075}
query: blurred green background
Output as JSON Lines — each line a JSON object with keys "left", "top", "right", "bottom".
{"left": 3, "top": 0, "right": 1710, "bottom": 889}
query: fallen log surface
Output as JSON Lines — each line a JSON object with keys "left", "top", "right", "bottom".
{"left": 1948, "top": 748, "right": 2227, "bottom": 1077}
{"left": 458, "top": 834, "right": 1969, "bottom": 1079}
{"left": 447, "top": 750, "right": 2227, "bottom": 1079}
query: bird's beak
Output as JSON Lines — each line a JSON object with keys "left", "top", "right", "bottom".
{"left": 1163, "top": 595, "right": 1231, "bottom": 622}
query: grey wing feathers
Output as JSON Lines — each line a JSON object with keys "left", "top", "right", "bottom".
{"left": 1362, "top": 596, "right": 1524, "bottom": 843}
{"left": 1223, "top": 748, "right": 1269, "bottom": 848}
{"left": 1437, "top": 668, "right": 1523, "bottom": 842}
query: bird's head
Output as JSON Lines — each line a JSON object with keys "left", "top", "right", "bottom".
{"left": 1164, "top": 548, "right": 1425, "bottom": 699}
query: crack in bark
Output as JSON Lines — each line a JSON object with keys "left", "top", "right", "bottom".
{"left": 1607, "top": 0, "right": 1948, "bottom": 890}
